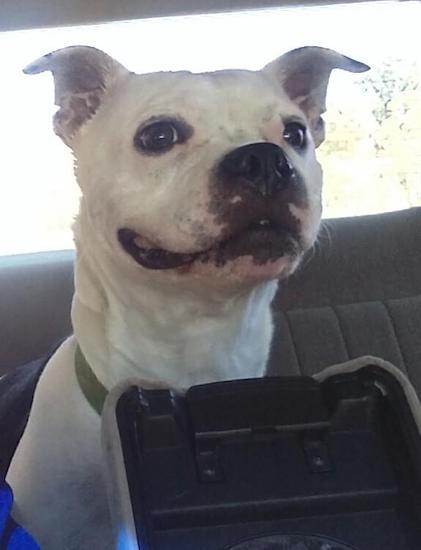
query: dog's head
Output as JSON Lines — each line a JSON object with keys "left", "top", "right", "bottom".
{"left": 25, "top": 46, "right": 368, "bottom": 288}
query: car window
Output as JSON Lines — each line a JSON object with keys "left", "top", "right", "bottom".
{"left": 0, "top": 0, "right": 419, "bottom": 255}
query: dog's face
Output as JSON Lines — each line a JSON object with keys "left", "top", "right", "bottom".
{"left": 25, "top": 47, "right": 368, "bottom": 288}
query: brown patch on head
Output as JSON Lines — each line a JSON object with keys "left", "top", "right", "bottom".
{"left": 24, "top": 46, "right": 128, "bottom": 145}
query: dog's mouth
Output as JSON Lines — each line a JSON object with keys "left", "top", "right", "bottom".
{"left": 118, "top": 219, "right": 302, "bottom": 271}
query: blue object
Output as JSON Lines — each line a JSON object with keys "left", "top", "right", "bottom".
{"left": 0, "top": 481, "right": 40, "bottom": 549}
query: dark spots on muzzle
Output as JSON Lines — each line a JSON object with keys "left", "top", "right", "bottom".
{"left": 199, "top": 226, "right": 302, "bottom": 267}
{"left": 196, "top": 142, "right": 309, "bottom": 267}
{"left": 209, "top": 142, "right": 308, "bottom": 241}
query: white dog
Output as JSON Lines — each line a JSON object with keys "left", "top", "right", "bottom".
{"left": 7, "top": 45, "right": 368, "bottom": 549}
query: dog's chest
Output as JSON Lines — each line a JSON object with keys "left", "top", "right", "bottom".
{"left": 107, "top": 308, "right": 272, "bottom": 389}
{"left": 100, "top": 282, "right": 277, "bottom": 391}
{"left": 8, "top": 284, "right": 275, "bottom": 548}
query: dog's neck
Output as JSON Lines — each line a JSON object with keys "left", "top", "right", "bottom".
{"left": 71, "top": 213, "right": 278, "bottom": 393}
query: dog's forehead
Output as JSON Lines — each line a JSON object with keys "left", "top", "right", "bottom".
{"left": 113, "top": 69, "right": 301, "bottom": 123}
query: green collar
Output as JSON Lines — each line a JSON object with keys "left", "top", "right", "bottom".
{"left": 74, "top": 344, "right": 108, "bottom": 416}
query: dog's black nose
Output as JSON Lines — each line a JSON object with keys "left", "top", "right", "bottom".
{"left": 218, "top": 142, "right": 295, "bottom": 197}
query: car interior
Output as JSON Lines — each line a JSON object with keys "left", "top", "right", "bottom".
{"left": 0, "top": 1, "right": 420, "bottom": 549}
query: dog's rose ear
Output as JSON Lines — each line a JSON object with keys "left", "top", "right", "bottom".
{"left": 24, "top": 46, "right": 128, "bottom": 145}
{"left": 263, "top": 46, "right": 369, "bottom": 147}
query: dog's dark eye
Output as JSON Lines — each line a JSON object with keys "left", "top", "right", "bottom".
{"left": 135, "top": 121, "right": 179, "bottom": 153}
{"left": 283, "top": 122, "right": 307, "bottom": 149}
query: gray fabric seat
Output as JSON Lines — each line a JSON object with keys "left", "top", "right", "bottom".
{"left": 0, "top": 251, "right": 74, "bottom": 373}
{"left": 1, "top": 208, "right": 420, "bottom": 393}
{"left": 268, "top": 207, "right": 421, "bottom": 394}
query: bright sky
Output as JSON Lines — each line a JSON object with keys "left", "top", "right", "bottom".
{"left": 0, "top": 1, "right": 420, "bottom": 254}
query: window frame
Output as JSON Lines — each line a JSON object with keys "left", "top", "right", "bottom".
{"left": 0, "top": 0, "right": 404, "bottom": 32}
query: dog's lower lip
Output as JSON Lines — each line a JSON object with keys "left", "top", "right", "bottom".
{"left": 118, "top": 228, "right": 199, "bottom": 270}
{"left": 209, "top": 224, "right": 300, "bottom": 267}
{"left": 118, "top": 223, "right": 301, "bottom": 270}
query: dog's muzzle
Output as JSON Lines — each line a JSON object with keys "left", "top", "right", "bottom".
{"left": 118, "top": 142, "right": 306, "bottom": 271}
{"left": 218, "top": 142, "right": 295, "bottom": 198}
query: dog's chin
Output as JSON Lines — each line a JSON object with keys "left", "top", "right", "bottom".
{"left": 186, "top": 251, "right": 302, "bottom": 285}
{"left": 117, "top": 224, "right": 303, "bottom": 283}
